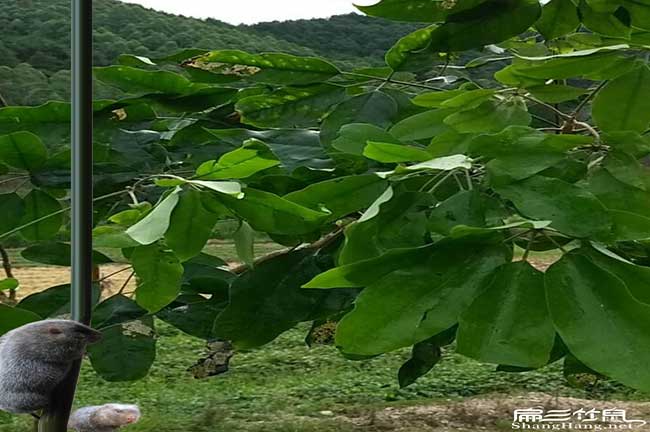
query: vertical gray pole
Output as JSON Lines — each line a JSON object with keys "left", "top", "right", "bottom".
{"left": 38, "top": 1, "right": 93, "bottom": 430}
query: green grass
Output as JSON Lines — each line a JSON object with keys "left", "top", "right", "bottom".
{"left": 0, "top": 323, "right": 645, "bottom": 432}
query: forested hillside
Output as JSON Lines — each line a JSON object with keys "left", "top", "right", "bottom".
{"left": 0, "top": 0, "right": 417, "bottom": 106}
{"left": 245, "top": 14, "right": 420, "bottom": 66}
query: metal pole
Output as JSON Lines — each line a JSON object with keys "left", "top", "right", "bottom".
{"left": 38, "top": 0, "right": 93, "bottom": 430}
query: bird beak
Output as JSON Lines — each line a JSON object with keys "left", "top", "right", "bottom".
{"left": 75, "top": 324, "right": 103, "bottom": 343}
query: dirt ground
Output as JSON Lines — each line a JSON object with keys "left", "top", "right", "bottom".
{"left": 12, "top": 264, "right": 137, "bottom": 300}
{"left": 338, "top": 393, "right": 650, "bottom": 431}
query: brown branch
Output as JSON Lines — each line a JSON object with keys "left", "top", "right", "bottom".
{"left": 0, "top": 244, "right": 16, "bottom": 302}
{"left": 230, "top": 228, "right": 346, "bottom": 275}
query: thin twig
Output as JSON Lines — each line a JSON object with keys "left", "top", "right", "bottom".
{"left": 570, "top": 81, "right": 608, "bottom": 119}
{"left": 522, "top": 94, "right": 571, "bottom": 120}
{"left": 341, "top": 71, "right": 444, "bottom": 91}
{"left": 98, "top": 266, "right": 133, "bottom": 282}
{"left": 118, "top": 271, "right": 135, "bottom": 295}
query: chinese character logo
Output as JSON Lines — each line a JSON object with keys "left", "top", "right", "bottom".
{"left": 512, "top": 407, "right": 647, "bottom": 430}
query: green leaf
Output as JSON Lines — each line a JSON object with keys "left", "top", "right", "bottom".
{"left": 0, "top": 132, "right": 48, "bottom": 171}
{"left": 545, "top": 253, "right": 650, "bottom": 391}
{"left": 412, "top": 89, "right": 467, "bottom": 108}
{"left": 94, "top": 66, "right": 200, "bottom": 94}
{"left": 285, "top": 175, "right": 388, "bottom": 222}
{"left": 579, "top": 1, "right": 631, "bottom": 38}
{"left": 20, "top": 190, "right": 63, "bottom": 241}
{"left": 385, "top": 26, "right": 438, "bottom": 71}
{"left": 132, "top": 244, "right": 184, "bottom": 313}
{"left": 214, "top": 249, "right": 358, "bottom": 349}
{"left": 92, "top": 295, "right": 148, "bottom": 329}
{"left": 20, "top": 242, "right": 112, "bottom": 266}
{"left": 0, "top": 305, "right": 40, "bottom": 336}
{"left": 88, "top": 318, "right": 156, "bottom": 382}
{"left": 205, "top": 128, "right": 332, "bottom": 172}
{"left": 603, "top": 151, "right": 647, "bottom": 190}
{"left": 495, "top": 176, "right": 611, "bottom": 238}
{"left": 157, "top": 297, "right": 225, "bottom": 340}
{"left": 398, "top": 339, "right": 442, "bottom": 388}
{"left": 444, "top": 99, "right": 531, "bottom": 133}
{"left": 92, "top": 226, "right": 141, "bottom": 249}
{"left": 0, "top": 193, "right": 24, "bottom": 235}
{"left": 390, "top": 109, "right": 451, "bottom": 141}
{"left": 186, "top": 50, "right": 340, "bottom": 85}
{"left": 527, "top": 84, "right": 588, "bottom": 103}
{"left": 536, "top": 0, "right": 580, "bottom": 40}
{"left": 0, "top": 278, "right": 18, "bottom": 291}
{"left": 320, "top": 91, "right": 398, "bottom": 147}
{"left": 126, "top": 188, "right": 181, "bottom": 246}
{"left": 357, "top": 0, "right": 485, "bottom": 22}
{"left": 340, "top": 191, "right": 432, "bottom": 265}
{"left": 623, "top": 0, "right": 650, "bottom": 30}
{"left": 19, "top": 283, "right": 101, "bottom": 318}
{"left": 194, "top": 139, "right": 280, "bottom": 180}
{"left": 218, "top": 188, "right": 330, "bottom": 235}
{"left": 593, "top": 65, "right": 650, "bottom": 133}
{"left": 233, "top": 221, "right": 255, "bottom": 269}
{"left": 165, "top": 190, "right": 219, "bottom": 262}
{"left": 428, "top": 190, "right": 486, "bottom": 235}
{"left": 457, "top": 261, "right": 555, "bottom": 367}
{"left": 235, "top": 84, "right": 346, "bottom": 128}
{"left": 364, "top": 141, "right": 433, "bottom": 163}
{"left": 330, "top": 240, "right": 509, "bottom": 356}
{"left": 333, "top": 123, "right": 400, "bottom": 155}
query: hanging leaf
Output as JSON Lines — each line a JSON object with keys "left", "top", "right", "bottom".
{"left": 131, "top": 244, "right": 184, "bottom": 313}
{"left": 364, "top": 141, "right": 433, "bottom": 163}
{"left": 126, "top": 188, "right": 181, "bottom": 246}
{"left": 20, "top": 190, "right": 63, "bottom": 241}
{"left": 233, "top": 221, "right": 255, "bottom": 269}
{"left": 285, "top": 175, "right": 388, "bottom": 222}
{"left": 495, "top": 176, "right": 611, "bottom": 238}
{"left": 92, "top": 295, "right": 148, "bottom": 329}
{"left": 88, "top": 318, "right": 156, "bottom": 382}
{"left": 535, "top": 0, "right": 580, "bottom": 40}
{"left": 0, "top": 193, "right": 25, "bottom": 235}
{"left": 593, "top": 65, "right": 650, "bottom": 133}
{"left": 357, "top": 0, "right": 486, "bottom": 22}
{"left": 457, "top": 261, "right": 555, "bottom": 367}
{"left": 546, "top": 253, "right": 650, "bottom": 391}
{"left": 0, "top": 132, "right": 48, "bottom": 171}
{"left": 165, "top": 190, "right": 219, "bottom": 262}
{"left": 0, "top": 305, "right": 41, "bottom": 336}
{"left": 20, "top": 242, "right": 112, "bottom": 266}
{"left": 398, "top": 340, "right": 442, "bottom": 388}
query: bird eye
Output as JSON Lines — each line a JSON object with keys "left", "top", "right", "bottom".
{"left": 48, "top": 327, "right": 63, "bottom": 335}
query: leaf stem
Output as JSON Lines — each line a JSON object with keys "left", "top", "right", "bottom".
{"left": 342, "top": 71, "right": 444, "bottom": 91}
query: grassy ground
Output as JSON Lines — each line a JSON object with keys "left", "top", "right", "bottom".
{"left": 0, "top": 322, "right": 646, "bottom": 432}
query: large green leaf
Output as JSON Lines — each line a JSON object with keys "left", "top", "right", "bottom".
{"left": 444, "top": 99, "right": 531, "bottom": 133}
{"left": 131, "top": 244, "right": 184, "bottom": 313}
{"left": 92, "top": 295, "right": 148, "bottom": 329}
{"left": 495, "top": 176, "right": 611, "bottom": 238}
{"left": 390, "top": 109, "right": 452, "bottom": 141}
{"left": 364, "top": 142, "right": 433, "bottom": 163}
{"left": 213, "top": 249, "right": 358, "bottom": 349}
{"left": 20, "top": 190, "right": 63, "bottom": 241}
{"left": 94, "top": 66, "right": 200, "bottom": 94}
{"left": 217, "top": 188, "right": 330, "bottom": 235}
{"left": 306, "top": 240, "right": 509, "bottom": 355}
{"left": 186, "top": 50, "right": 339, "bottom": 85}
{"left": 428, "top": 190, "right": 486, "bottom": 235}
{"left": 457, "top": 261, "right": 555, "bottom": 368}
{"left": 333, "top": 123, "right": 401, "bottom": 155}
{"left": 0, "top": 193, "right": 24, "bottom": 235}
{"left": 545, "top": 253, "right": 650, "bottom": 391}
{"left": 20, "top": 242, "right": 112, "bottom": 266}
{"left": 165, "top": 190, "right": 219, "bottom": 262}
{"left": 194, "top": 139, "right": 280, "bottom": 180}
{"left": 19, "top": 283, "right": 101, "bottom": 318}
{"left": 235, "top": 84, "right": 346, "bottom": 128}
{"left": 88, "top": 318, "right": 156, "bottom": 382}
{"left": 340, "top": 191, "right": 431, "bottom": 264}
{"left": 579, "top": 1, "right": 631, "bottom": 38}
{"left": 0, "top": 132, "right": 48, "bottom": 171}
{"left": 0, "top": 305, "right": 41, "bottom": 336}
{"left": 320, "top": 91, "right": 398, "bottom": 147}
{"left": 205, "top": 128, "right": 332, "bottom": 172}
{"left": 126, "top": 188, "right": 181, "bottom": 246}
{"left": 535, "top": 0, "right": 580, "bottom": 40}
{"left": 157, "top": 296, "right": 225, "bottom": 340}
{"left": 285, "top": 175, "right": 388, "bottom": 222}
{"left": 593, "top": 65, "right": 650, "bottom": 133}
